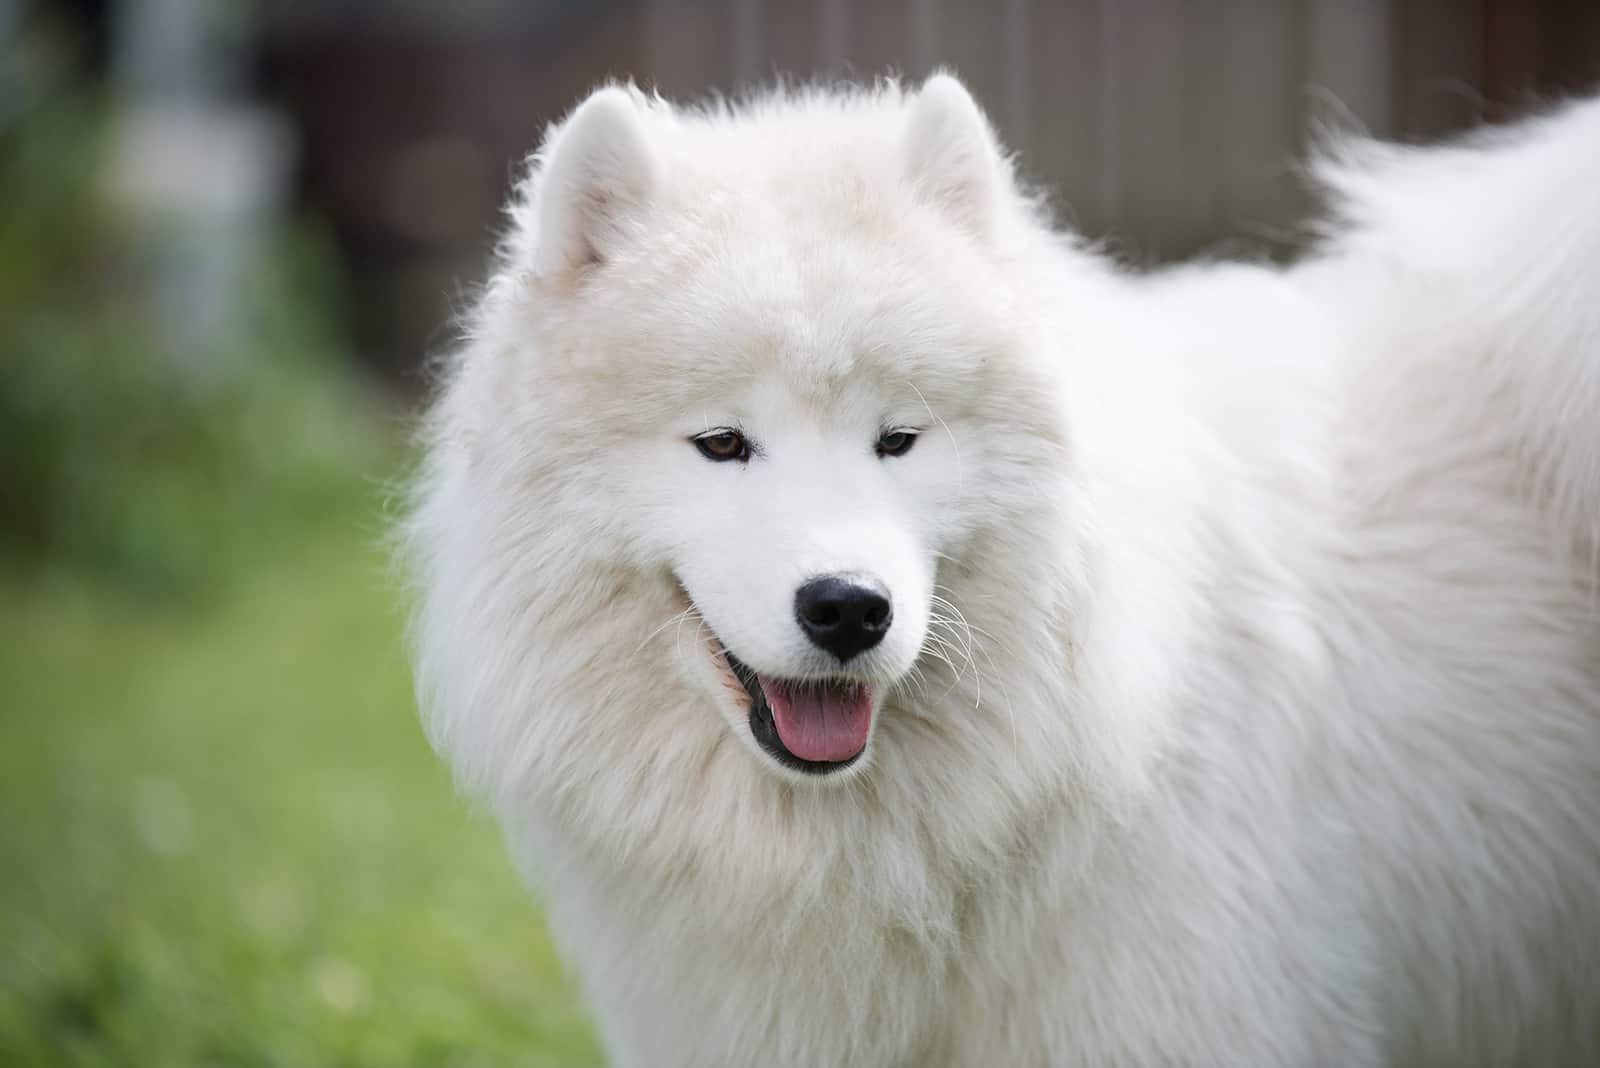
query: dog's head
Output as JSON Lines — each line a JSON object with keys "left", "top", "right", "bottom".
{"left": 410, "top": 77, "right": 1093, "bottom": 800}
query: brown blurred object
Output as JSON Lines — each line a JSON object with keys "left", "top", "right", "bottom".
{"left": 259, "top": 0, "right": 1600, "bottom": 386}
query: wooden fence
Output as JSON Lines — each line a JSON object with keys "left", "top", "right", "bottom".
{"left": 266, "top": 0, "right": 1600, "bottom": 372}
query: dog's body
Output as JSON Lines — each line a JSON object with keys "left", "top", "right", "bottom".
{"left": 405, "top": 77, "right": 1600, "bottom": 1066}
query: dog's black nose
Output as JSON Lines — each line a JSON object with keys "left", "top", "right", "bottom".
{"left": 795, "top": 575, "right": 892, "bottom": 662}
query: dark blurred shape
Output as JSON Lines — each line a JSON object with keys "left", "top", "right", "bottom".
{"left": 254, "top": 2, "right": 1600, "bottom": 384}
{"left": 261, "top": 2, "right": 629, "bottom": 387}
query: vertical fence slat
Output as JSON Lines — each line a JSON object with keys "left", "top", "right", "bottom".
{"left": 1306, "top": 0, "right": 1396, "bottom": 138}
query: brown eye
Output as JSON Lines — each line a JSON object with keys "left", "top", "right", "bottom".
{"left": 875, "top": 428, "right": 919, "bottom": 458}
{"left": 693, "top": 429, "right": 750, "bottom": 462}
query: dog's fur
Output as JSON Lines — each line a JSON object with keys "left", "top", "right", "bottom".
{"left": 403, "top": 75, "right": 1600, "bottom": 1066}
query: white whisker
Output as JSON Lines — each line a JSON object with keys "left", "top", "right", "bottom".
{"left": 907, "top": 379, "right": 962, "bottom": 494}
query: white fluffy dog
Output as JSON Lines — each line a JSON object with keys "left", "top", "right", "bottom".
{"left": 403, "top": 74, "right": 1600, "bottom": 1065}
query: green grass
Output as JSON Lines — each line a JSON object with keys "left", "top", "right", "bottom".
{"left": 0, "top": 501, "right": 602, "bottom": 1066}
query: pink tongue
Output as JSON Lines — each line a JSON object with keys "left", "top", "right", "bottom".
{"left": 759, "top": 677, "right": 874, "bottom": 763}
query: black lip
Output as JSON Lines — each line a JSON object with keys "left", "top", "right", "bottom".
{"left": 723, "top": 650, "right": 865, "bottom": 775}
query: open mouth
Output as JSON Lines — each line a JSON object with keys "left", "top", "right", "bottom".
{"left": 722, "top": 650, "right": 874, "bottom": 774}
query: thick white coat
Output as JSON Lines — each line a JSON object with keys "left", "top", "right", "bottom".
{"left": 404, "top": 76, "right": 1600, "bottom": 1066}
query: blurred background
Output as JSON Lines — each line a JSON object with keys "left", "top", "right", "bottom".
{"left": 2, "top": 1, "right": 1597, "bottom": 1064}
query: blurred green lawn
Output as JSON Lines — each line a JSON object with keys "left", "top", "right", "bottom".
{"left": 0, "top": 497, "right": 602, "bottom": 1066}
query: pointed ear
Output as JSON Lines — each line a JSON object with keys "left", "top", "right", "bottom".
{"left": 902, "top": 73, "right": 1002, "bottom": 238}
{"left": 533, "top": 86, "right": 658, "bottom": 279}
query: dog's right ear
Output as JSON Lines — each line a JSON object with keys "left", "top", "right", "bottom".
{"left": 532, "top": 86, "right": 658, "bottom": 280}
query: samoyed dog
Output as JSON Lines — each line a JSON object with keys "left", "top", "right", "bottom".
{"left": 403, "top": 74, "right": 1600, "bottom": 1065}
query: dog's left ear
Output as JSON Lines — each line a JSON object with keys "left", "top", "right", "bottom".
{"left": 532, "top": 86, "right": 659, "bottom": 279}
{"left": 903, "top": 73, "right": 1003, "bottom": 239}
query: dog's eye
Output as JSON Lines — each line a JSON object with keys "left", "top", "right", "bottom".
{"left": 693, "top": 429, "right": 750, "bottom": 463}
{"left": 876, "top": 428, "right": 919, "bottom": 458}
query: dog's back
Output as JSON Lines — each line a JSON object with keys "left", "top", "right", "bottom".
{"left": 1295, "top": 98, "right": 1600, "bottom": 1063}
